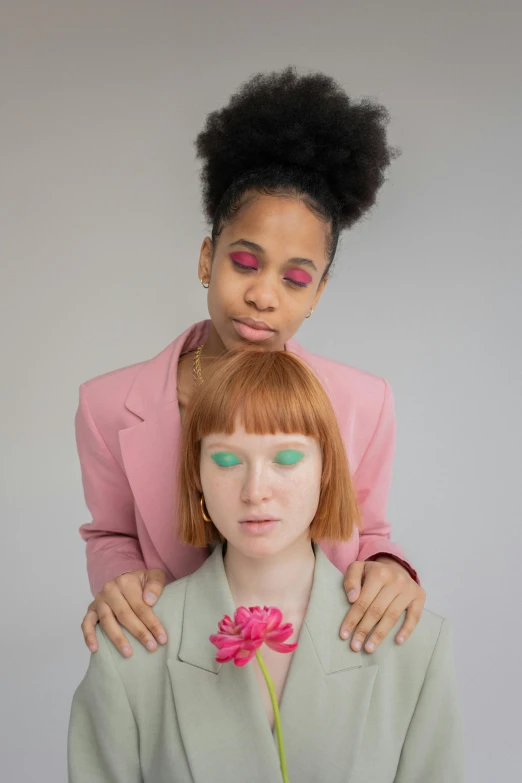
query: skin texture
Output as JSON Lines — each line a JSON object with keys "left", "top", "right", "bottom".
{"left": 81, "top": 193, "right": 426, "bottom": 658}
{"left": 199, "top": 193, "right": 329, "bottom": 357}
{"left": 201, "top": 425, "right": 321, "bottom": 562}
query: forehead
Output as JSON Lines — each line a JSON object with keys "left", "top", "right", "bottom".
{"left": 220, "top": 193, "right": 329, "bottom": 267}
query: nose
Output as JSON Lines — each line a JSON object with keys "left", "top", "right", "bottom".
{"left": 244, "top": 273, "right": 279, "bottom": 312}
{"left": 240, "top": 463, "right": 273, "bottom": 505}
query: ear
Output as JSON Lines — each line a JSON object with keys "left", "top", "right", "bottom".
{"left": 197, "top": 237, "right": 213, "bottom": 284}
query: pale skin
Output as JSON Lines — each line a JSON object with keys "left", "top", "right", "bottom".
{"left": 81, "top": 192, "right": 426, "bottom": 657}
{"left": 200, "top": 424, "right": 321, "bottom": 728}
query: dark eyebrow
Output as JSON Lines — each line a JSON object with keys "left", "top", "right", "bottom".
{"left": 229, "top": 239, "right": 319, "bottom": 273}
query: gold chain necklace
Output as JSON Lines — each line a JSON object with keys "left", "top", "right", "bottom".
{"left": 192, "top": 342, "right": 206, "bottom": 386}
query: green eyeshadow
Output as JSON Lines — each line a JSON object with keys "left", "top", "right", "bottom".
{"left": 211, "top": 452, "right": 242, "bottom": 467}
{"left": 273, "top": 449, "right": 304, "bottom": 465}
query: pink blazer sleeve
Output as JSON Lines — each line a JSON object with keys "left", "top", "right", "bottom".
{"left": 354, "top": 380, "right": 420, "bottom": 584}
{"left": 76, "top": 384, "right": 146, "bottom": 595}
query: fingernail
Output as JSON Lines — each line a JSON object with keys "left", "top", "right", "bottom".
{"left": 352, "top": 640, "right": 362, "bottom": 651}
{"left": 146, "top": 640, "right": 157, "bottom": 651}
{"left": 366, "top": 642, "right": 375, "bottom": 652}
{"left": 88, "top": 643, "right": 97, "bottom": 652}
{"left": 144, "top": 592, "right": 157, "bottom": 605}
{"left": 348, "top": 589, "right": 358, "bottom": 602}
{"left": 341, "top": 629, "right": 349, "bottom": 639}
{"left": 397, "top": 636, "right": 405, "bottom": 644}
{"left": 157, "top": 634, "right": 167, "bottom": 644}
{"left": 121, "top": 645, "right": 132, "bottom": 656}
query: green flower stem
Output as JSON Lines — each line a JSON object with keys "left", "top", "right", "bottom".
{"left": 255, "top": 649, "right": 290, "bottom": 783}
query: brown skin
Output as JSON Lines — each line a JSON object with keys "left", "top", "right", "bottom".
{"left": 199, "top": 193, "right": 329, "bottom": 355}
{"left": 82, "top": 193, "right": 425, "bottom": 657}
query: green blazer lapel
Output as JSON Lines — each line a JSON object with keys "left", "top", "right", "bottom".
{"left": 278, "top": 547, "right": 379, "bottom": 782}
{"left": 167, "top": 546, "right": 282, "bottom": 782}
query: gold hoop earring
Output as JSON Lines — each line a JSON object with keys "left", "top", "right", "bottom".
{"left": 200, "top": 495, "right": 212, "bottom": 522}
{"left": 200, "top": 277, "right": 209, "bottom": 289}
{"left": 305, "top": 308, "right": 314, "bottom": 319}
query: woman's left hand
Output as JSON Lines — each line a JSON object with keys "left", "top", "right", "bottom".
{"left": 340, "top": 557, "right": 426, "bottom": 653}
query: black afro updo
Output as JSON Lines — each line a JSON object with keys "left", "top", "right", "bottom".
{"left": 195, "top": 66, "right": 398, "bottom": 267}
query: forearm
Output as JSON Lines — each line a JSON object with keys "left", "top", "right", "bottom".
{"left": 76, "top": 383, "right": 146, "bottom": 594}
{"left": 83, "top": 532, "right": 147, "bottom": 595}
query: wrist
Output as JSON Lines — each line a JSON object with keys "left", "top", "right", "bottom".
{"left": 370, "top": 554, "right": 398, "bottom": 564}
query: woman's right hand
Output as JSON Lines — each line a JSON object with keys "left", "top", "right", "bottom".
{"left": 81, "top": 568, "right": 168, "bottom": 657}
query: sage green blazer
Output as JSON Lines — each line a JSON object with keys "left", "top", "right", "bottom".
{"left": 68, "top": 546, "right": 464, "bottom": 782}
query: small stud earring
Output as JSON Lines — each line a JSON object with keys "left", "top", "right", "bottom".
{"left": 200, "top": 495, "right": 212, "bottom": 522}
{"left": 200, "top": 277, "right": 209, "bottom": 289}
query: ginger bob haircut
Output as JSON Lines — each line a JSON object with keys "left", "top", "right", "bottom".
{"left": 177, "top": 350, "right": 361, "bottom": 547}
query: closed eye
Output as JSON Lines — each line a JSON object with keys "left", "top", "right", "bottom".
{"left": 284, "top": 269, "right": 313, "bottom": 288}
{"left": 230, "top": 252, "right": 258, "bottom": 271}
{"left": 273, "top": 449, "right": 305, "bottom": 465}
{"left": 211, "top": 452, "right": 242, "bottom": 467}
{"left": 231, "top": 260, "right": 310, "bottom": 288}
{"left": 284, "top": 277, "right": 309, "bottom": 288}
{"left": 231, "top": 259, "right": 256, "bottom": 272}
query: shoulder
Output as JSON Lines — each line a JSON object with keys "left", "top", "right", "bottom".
{"left": 367, "top": 606, "right": 452, "bottom": 692}
{"left": 316, "top": 550, "right": 448, "bottom": 677}
{"left": 76, "top": 338, "right": 180, "bottom": 430}
{"left": 80, "top": 340, "right": 175, "bottom": 406}
{"left": 93, "top": 577, "right": 190, "bottom": 682}
{"left": 154, "top": 576, "right": 191, "bottom": 630}
{"left": 289, "top": 340, "right": 393, "bottom": 429}
{"left": 80, "top": 359, "right": 145, "bottom": 409}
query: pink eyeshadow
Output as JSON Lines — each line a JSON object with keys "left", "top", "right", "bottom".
{"left": 230, "top": 251, "right": 258, "bottom": 269}
{"left": 286, "top": 268, "right": 313, "bottom": 285}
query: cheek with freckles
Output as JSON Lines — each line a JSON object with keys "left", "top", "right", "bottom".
{"left": 200, "top": 468, "right": 242, "bottom": 534}
{"left": 273, "top": 467, "right": 321, "bottom": 533}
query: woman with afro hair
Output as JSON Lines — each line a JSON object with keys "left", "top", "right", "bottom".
{"left": 77, "top": 67, "right": 426, "bottom": 663}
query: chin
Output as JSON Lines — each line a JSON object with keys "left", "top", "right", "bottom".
{"left": 231, "top": 537, "right": 281, "bottom": 559}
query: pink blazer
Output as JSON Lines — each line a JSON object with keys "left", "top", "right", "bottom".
{"left": 76, "top": 320, "right": 418, "bottom": 595}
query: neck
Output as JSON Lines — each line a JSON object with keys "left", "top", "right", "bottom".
{"left": 204, "top": 321, "right": 227, "bottom": 358}
{"left": 223, "top": 536, "right": 316, "bottom": 617}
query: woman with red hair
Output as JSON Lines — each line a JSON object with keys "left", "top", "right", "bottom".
{"left": 69, "top": 351, "right": 463, "bottom": 783}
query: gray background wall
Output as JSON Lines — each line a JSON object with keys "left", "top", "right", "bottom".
{"left": 1, "top": 1, "right": 521, "bottom": 780}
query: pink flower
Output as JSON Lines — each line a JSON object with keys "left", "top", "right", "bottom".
{"left": 210, "top": 606, "right": 298, "bottom": 667}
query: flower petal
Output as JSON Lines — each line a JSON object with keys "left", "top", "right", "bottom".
{"left": 265, "top": 625, "right": 294, "bottom": 645}
{"left": 265, "top": 607, "right": 283, "bottom": 631}
{"left": 265, "top": 640, "right": 299, "bottom": 654}
{"left": 233, "top": 648, "right": 257, "bottom": 666}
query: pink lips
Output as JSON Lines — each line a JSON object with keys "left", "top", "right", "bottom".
{"left": 232, "top": 317, "right": 276, "bottom": 343}
{"left": 239, "top": 519, "right": 279, "bottom": 535}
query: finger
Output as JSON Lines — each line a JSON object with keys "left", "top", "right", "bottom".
{"left": 363, "top": 594, "right": 411, "bottom": 653}
{"left": 142, "top": 569, "right": 166, "bottom": 607}
{"left": 347, "top": 584, "right": 399, "bottom": 651}
{"left": 395, "top": 595, "right": 426, "bottom": 645}
{"left": 122, "top": 577, "right": 168, "bottom": 645}
{"left": 343, "top": 561, "right": 365, "bottom": 604}
{"left": 97, "top": 600, "right": 134, "bottom": 658}
{"left": 340, "top": 574, "right": 384, "bottom": 641}
{"left": 81, "top": 604, "right": 100, "bottom": 653}
{"left": 100, "top": 585, "right": 162, "bottom": 653}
